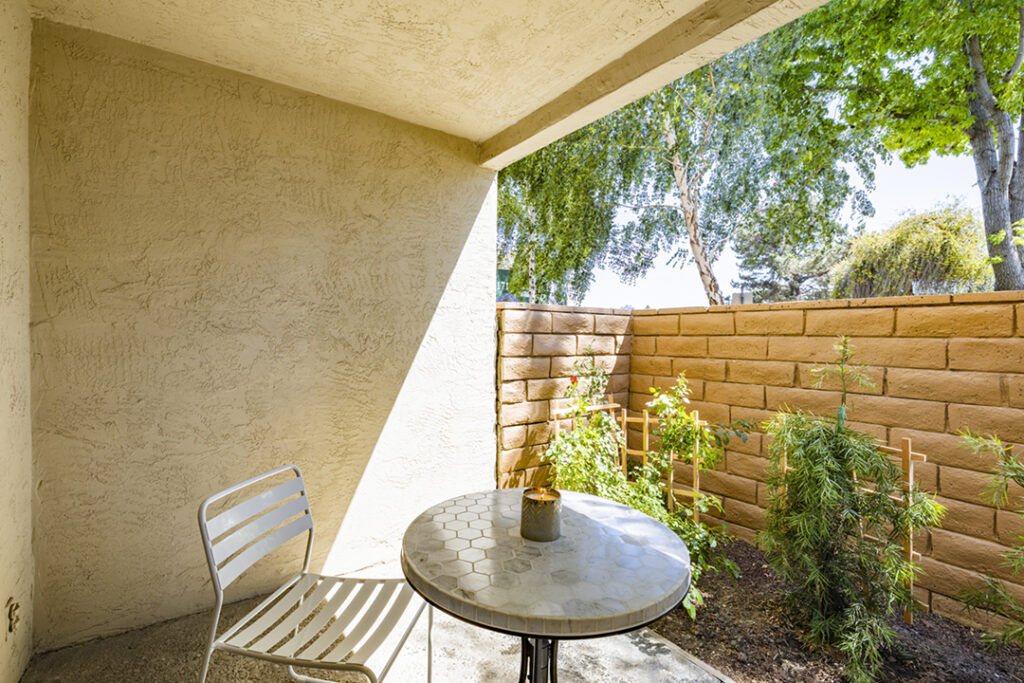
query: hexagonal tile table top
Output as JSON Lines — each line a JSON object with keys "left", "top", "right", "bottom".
{"left": 400, "top": 488, "right": 691, "bottom": 639}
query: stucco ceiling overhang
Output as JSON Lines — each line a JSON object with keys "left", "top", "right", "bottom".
{"left": 30, "top": 0, "right": 825, "bottom": 169}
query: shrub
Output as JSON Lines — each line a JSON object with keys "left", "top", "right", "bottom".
{"left": 543, "top": 355, "right": 737, "bottom": 617}
{"left": 959, "top": 430, "right": 1024, "bottom": 648}
{"left": 759, "top": 338, "right": 944, "bottom": 682}
{"left": 830, "top": 205, "right": 993, "bottom": 298}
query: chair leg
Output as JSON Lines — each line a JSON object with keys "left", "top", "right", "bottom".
{"left": 197, "top": 647, "right": 214, "bottom": 683}
{"left": 198, "top": 600, "right": 222, "bottom": 683}
{"left": 427, "top": 606, "right": 433, "bottom": 683}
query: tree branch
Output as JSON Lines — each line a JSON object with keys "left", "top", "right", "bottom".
{"left": 966, "top": 35, "right": 999, "bottom": 117}
{"left": 1009, "top": 112, "right": 1024, "bottom": 226}
{"left": 967, "top": 34, "right": 1015, "bottom": 190}
{"left": 1005, "top": 6, "right": 1024, "bottom": 83}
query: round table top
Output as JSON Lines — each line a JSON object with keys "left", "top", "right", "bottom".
{"left": 400, "top": 488, "right": 691, "bottom": 639}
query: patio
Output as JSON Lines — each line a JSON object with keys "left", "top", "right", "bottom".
{"left": 1, "top": 1, "right": 826, "bottom": 681}
{"left": 20, "top": 596, "right": 728, "bottom": 682}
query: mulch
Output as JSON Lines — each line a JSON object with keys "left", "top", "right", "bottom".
{"left": 651, "top": 540, "right": 1024, "bottom": 682}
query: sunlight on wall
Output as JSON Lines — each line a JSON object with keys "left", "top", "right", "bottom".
{"left": 324, "top": 183, "right": 497, "bottom": 578}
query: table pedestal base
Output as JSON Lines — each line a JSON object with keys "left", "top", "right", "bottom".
{"left": 518, "top": 637, "right": 558, "bottom": 683}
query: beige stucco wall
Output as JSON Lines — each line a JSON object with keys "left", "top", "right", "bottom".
{"left": 30, "top": 20, "right": 496, "bottom": 650}
{"left": 0, "top": 0, "right": 33, "bottom": 679}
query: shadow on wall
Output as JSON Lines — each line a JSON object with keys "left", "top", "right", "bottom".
{"left": 29, "top": 21, "right": 495, "bottom": 651}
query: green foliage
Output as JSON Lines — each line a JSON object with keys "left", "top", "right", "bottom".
{"left": 787, "top": 0, "right": 1024, "bottom": 287}
{"left": 831, "top": 206, "right": 993, "bottom": 298}
{"left": 759, "top": 339, "right": 945, "bottom": 682}
{"left": 543, "top": 359, "right": 737, "bottom": 618}
{"left": 958, "top": 429, "right": 1024, "bottom": 649}
{"left": 498, "top": 23, "right": 879, "bottom": 304}
{"left": 731, "top": 220, "right": 851, "bottom": 302}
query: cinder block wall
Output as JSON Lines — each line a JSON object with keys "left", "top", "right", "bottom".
{"left": 497, "top": 292, "right": 1024, "bottom": 627}
{"left": 496, "top": 303, "right": 631, "bottom": 487}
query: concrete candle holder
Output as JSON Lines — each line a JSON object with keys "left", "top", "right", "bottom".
{"left": 521, "top": 487, "right": 561, "bottom": 542}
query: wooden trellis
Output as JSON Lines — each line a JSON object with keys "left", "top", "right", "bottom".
{"left": 779, "top": 436, "right": 927, "bottom": 625}
{"left": 551, "top": 401, "right": 707, "bottom": 522}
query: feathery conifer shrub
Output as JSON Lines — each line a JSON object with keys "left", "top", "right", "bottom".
{"left": 959, "top": 429, "right": 1024, "bottom": 649}
{"left": 759, "top": 338, "right": 944, "bottom": 682}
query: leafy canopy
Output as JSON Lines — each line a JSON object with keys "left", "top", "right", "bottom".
{"left": 498, "top": 23, "right": 880, "bottom": 304}
{"left": 830, "top": 205, "right": 993, "bottom": 298}
{"left": 785, "top": 0, "right": 1024, "bottom": 288}
{"left": 789, "top": 0, "right": 1023, "bottom": 166}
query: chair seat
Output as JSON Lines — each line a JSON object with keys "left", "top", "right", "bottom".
{"left": 216, "top": 573, "right": 424, "bottom": 672}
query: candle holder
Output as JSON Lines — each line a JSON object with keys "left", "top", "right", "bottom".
{"left": 521, "top": 487, "right": 561, "bottom": 542}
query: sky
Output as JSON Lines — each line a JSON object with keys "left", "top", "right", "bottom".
{"left": 580, "top": 154, "right": 983, "bottom": 309}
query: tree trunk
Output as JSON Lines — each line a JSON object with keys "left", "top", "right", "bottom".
{"left": 662, "top": 123, "right": 725, "bottom": 305}
{"left": 1009, "top": 114, "right": 1024, "bottom": 266}
{"left": 966, "top": 37, "right": 1024, "bottom": 290}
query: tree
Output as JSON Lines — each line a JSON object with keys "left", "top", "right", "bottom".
{"left": 830, "top": 206, "right": 993, "bottom": 298}
{"left": 787, "top": 0, "right": 1024, "bottom": 290}
{"left": 498, "top": 29, "right": 879, "bottom": 305}
{"left": 731, "top": 219, "right": 851, "bottom": 302}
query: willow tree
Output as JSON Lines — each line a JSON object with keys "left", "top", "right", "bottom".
{"left": 789, "top": 0, "right": 1024, "bottom": 290}
{"left": 498, "top": 27, "right": 879, "bottom": 305}
{"left": 831, "top": 206, "right": 993, "bottom": 298}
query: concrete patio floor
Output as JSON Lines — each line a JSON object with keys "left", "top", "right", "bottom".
{"left": 21, "top": 595, "right": 731, "bottom": 682}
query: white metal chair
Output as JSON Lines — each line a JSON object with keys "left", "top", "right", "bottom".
{"left": 197, "top": 464, "right": 431, "bottom": 683}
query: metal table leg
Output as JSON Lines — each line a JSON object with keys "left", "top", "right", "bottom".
{"left": 520, "top": 637, "right": 558, "bottom": 682}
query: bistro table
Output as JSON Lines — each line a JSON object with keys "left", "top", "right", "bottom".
{"left": 400, "top": 488, "right": 691, "bottom": 682}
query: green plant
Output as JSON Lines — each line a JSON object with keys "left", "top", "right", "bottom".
{"left": 958, "top": 429, "right": 1024, "bottom": 649}
{"left": 830, "top": 206, "right": 993, "bottom": 299}
{"left": 543, "top": 359, "right": 737, "bottom": 617}
{"left": 759, "top": 338, "right": 945, "bottom": 683}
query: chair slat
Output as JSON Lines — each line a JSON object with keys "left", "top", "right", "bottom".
{"left": 221, "top": 577, "right": 317, "bottom": 647}
{"left": 212, "top": 496, "right": 309, "bottom": 565}
{"left": 321, "top": 583, "right": 402, "bottom": 663}
{"left": 218, "top": 515, "right": 313, "bottom": 587}
{"left": 207, "top": 477, "right": 305, "bottom": 538}
{"left": 224, "top": 574, "right": 320, "bottom": 646}
{"left": 275, "top": 581, "right": 360, "bottom": 658}
{"left": 299, "top": 582, "right": 380, "bottom": 660}
{"left": 348, "top": 586, "right": 415, "bottom": 664}
{"left": 250, "top": 577, "right": 336, "bottom": 653}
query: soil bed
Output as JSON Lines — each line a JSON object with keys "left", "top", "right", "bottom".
{"left": 651, "top": 540, "right": 1024, "bottom": 682}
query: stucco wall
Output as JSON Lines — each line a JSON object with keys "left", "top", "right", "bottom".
{"left": 30, "top": 20, "right": 495, "bottom": 650}
{"left": 0, "top": 0, "right": 33, "bottom": 679}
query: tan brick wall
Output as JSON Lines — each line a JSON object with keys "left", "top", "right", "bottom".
{"left": 629, "top": 292, "right": 1024, "bottom": 623}
{"left": 496, "top": 303, "right": 631, "bottom": 488}
{"left": 497, "top": 293, "right": 1024, "bottom": 627}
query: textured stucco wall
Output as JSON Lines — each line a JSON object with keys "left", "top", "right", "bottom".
{"left": 0, "top": 0, "right": 33, "bottom": 679}
{"left": 30, "top": 20, "right": 495, "bottom": 650}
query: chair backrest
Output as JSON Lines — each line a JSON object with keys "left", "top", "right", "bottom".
{"left": 198, "top": 464, "right": 314, "bottom": 594}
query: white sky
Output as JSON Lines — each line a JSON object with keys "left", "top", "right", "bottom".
{"left": 580, "top": 154, "right": 982, "bottom": 309}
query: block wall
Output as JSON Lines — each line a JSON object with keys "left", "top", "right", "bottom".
{"left": 497, "top": 293, "right": 1024, "bottom": 627}
{"left": 496, "top": 303, "right": 631, "bottom": 487}
{"left": 630, "top": 292, "right": 1024, "bottom": 625}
